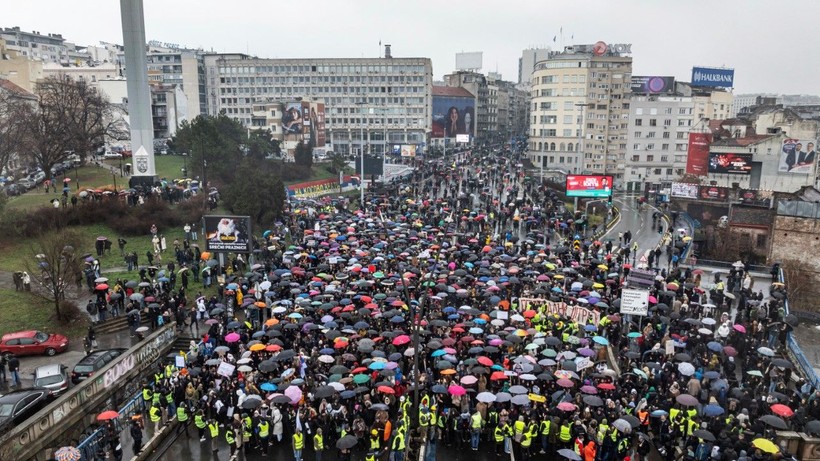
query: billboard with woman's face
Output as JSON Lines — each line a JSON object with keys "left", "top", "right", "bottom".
{"left": 432, "top": 96, "right": 475, "bottom": 138}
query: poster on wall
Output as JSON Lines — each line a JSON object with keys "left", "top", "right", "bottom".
{"left": 565, "top": 175, "right": 613, "bottom": 198}
{"left": 685, "top": 133, "right": 712, "bottom": 175}
{"left": 698, "top": 186, "right": 729, "bottom": 201}
{"left": 686, "top": 204, "right": 729, "bottom": 228}
{"left": 708, "top": 152, "right": 752, "bottom": 174}
{"left": 203, "top": 216, "right": 252, "bottom": 252}
{"left": 432, "top": 95, "right": 475, "bottom": 138}
{"left": 779, "top": 138, "right": 816, "bottom": 174}
{"left": 400, "top": 145, "right": 417, "bottom": 157}
{"left": 670, "top": 183, "right": 698, "bottom": 199}
{"left": 310, "top": 103, "right": 326, "bottom": 147}
{"left": 282, "top": 103, "right": 304, "bottom": 136}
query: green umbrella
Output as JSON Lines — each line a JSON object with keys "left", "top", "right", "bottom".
{"left": 328, "top": 373, "right": 343, "bottom": 382}
{"left": 353, "top": 374, "right": 371, "bottom": 384}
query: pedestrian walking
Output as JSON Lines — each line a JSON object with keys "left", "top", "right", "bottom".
{"left": 130, "top": 419, "right": 144, "bottom": 454}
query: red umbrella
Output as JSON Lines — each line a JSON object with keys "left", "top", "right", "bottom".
{"left": 95, "top": 284, "right": 109, "bottom": 291}
{"left": 97, "top": 410, "right": 119, "bottom": 421}
{"left": 490, "top": 371, "right": 508, "bottom": 381}
{"left": 597, "top": 382, "right": 616, "bottom": 391}
{"left": 448, "top": 385, "right": 467, "bottom": 396}
{"left": 723, "top": 346, "right": 737, "bottom": 357}
{"left": 477, "top": 356, "right": 494, "bottom": 367}
{"left": 771, "top": 404, "right": 794, "bottom": 418}
{"left": 377, "top": 386, "right": 395, "bottom": 394}
{"left": 392, "top": 335, "right": 411, "bottom": 346}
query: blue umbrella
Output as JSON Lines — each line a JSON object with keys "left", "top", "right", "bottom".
{"left": 706, "top": 341, "right": 723, "bottom": 353}
{"left": 593, "top": 336, "right": 609, "bottom": 346}
{"left": 704, "top": 371, "right": 721, "bottom": 380}
{"left": 226, "top": 283, "right": 238, "bottom": 290}
{"left": 651, "top": 409, "right": 669, "bottom": 417}
{"left": 431, "top": 350, "right": 446, "bottom": 358}
{"left": 368, "top": 362, "right": 385, "bottom": 370}
{"left": 158, "top": 276, "right": 170, "bottom": 282}
{"left": 702, "top": 404, "right": 724, "bottom": 417}
{"left": 469, "top": 327, "right": 483, "bottom": 334}
{"left": 584, "top": 324, "right": 598, "bottom": 332}
{"left": 340, "top": 390, "right": 356, "bottom": 399}
{"left": 432, "top": 384, "right": 447, "bottom": 394}
{"left": 260, "top": 382, "right": 277, "bottom": 391}
{"left": 320, "top": 348, "right": 335, "bottom": 355}
{"left": 390, "top": 316, "right": 405, "bottom": 323}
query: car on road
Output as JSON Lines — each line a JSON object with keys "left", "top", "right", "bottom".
{"left": 70, "top": 348, "right": 126, "bottom": 384}
{"left": 102, "top": 152, "right": 122, "bottom": 159}
{"left": 0, "top": 388, "right": 51, "bottom": 434}
{"left": 0, "top": 331, "right": 69, "bottom": 357}
{"left": 33, "top": 364, "right": 70, "bottom": 397}
{"left": 15, "top": 178, "right": 35, "bottom": 190}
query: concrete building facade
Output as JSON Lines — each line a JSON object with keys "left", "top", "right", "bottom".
{"left": 529, "top": 45, "right": 632, "bottom": 180}
{"left": 204, "top": 51, "right": 433, "bottom": 156}
{"left": 518, "top": 48, "right": 551, "bottom": 84}
{"left": 624, "top": 94, "right": 694, "bottom": 192}
{"left": 0, "top": 27, "right": 69, "bottom": 63}
{"left": 0, "top": 38, "right": 43, "bottom": 92}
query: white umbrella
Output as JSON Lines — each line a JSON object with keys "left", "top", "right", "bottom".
{"left": 678, "top": 362, "right": 695, "bottom": 376}
{"left": 318, "top": 355, "right": 335, "bottom": 364}
{"left": 476, "top": 392, "right": 496, "bottom": 403}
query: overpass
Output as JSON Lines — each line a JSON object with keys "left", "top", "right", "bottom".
{"left": 0, "top": 324, "right": 179, "bottom": 461}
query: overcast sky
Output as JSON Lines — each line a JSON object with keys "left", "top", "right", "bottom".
{"left": 4, "top": 0, "right": 819, "bottom": 94}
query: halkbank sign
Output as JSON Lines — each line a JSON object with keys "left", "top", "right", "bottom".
{"left": 691, "top": 66, "right": 735, "bottom": 88}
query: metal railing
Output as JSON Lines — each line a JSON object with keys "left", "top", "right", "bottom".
{"left": 778, "top": 268, "right": 820, "bottom": 390}
{"left": 76, "top": 392, "right": 144, "bottom": 461}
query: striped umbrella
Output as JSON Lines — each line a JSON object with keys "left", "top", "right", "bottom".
{"left": 54, "top": 447, "right": 81, "bottom": 461}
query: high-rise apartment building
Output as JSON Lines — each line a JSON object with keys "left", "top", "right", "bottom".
{"left": 203, "top": 50, "right": 432, "bottom": 156}
{"left": 0, "top": 27, "right": 69, "bottom": 63}
{"left": 529, "top": 44, "right": 632, "bottom": 180}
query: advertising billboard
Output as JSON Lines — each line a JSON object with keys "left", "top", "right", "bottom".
{"left": 685, "top": 132, "right": 712, "bottom": 175}
{"left": 432, "top": 95, "right": 475, "bottom": 139}
{"left": 565, "top": 175, "right": 613, "bottom": 198}
{"left": 708, "top": 152, "right": 753, "bottom": 174}
{"left": 779, "top": 138, "right": 816, "bottom": 174}
{"left": 691, "top": 67, "right": 735, "bottom": 88}
{"left": 282, "top": 103, "right": 304, "bottom": 136}
{"left": 400, "top": 145, "right": 417, "bottom": 158}
{"left": 670, "top": 182, "right": 699, "bottom": 199}
{"left": 308, "top": 102, "right": 326, "bottom": 147}
{"left": 455, "top": 134, "right": 470, "bottom": 143}
{"left": 686, "top": 204, "right": 729, "bottom": 228}
{"left": 630, "top": 76, "right": 675, "bottom": 94}
{"left": 698, "top": 185, "right": 729, "bottom": 201}
{"left": 203, "top": 216, "right": 252, "bottom": 252}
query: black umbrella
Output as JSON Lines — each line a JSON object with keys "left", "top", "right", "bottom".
{"left": 784, "top": 314, "right": 799, "bottom": 327}
{"left": 241, "top": 398, "right": 262, "bottom": 409}
{"left": 692, "top": 429, "right": 715, "bottom": 442}
{"left": 271, "top": 395, "right": 291, "bottom": 404}
{"left": 313, "top": 386, "right": 337, "bottom": 399}
{"left": 336, "top": 435, "right": 358, "bottom": 449}
{"left": 759, "top": 415, "right": 788, "bottom": 430}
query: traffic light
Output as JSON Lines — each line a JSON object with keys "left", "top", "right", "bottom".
{"left": 607, "top": 194, "right": 613, "bottom": 206}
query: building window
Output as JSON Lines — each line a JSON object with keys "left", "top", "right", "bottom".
{"left": 649, "top": 119, "right": 657, "bottom": 127}
{"left": 653, "top": 168, "right": 662, "bottom": 175}
{"left": 647, "top": 144, "right": 655, "bottom": 150}
{"left": 634, "top": 131, "right": 642, "bottom": 138}
{"left": 647, "top": 155, "right": 654, "bottom": 162}
{"left": 631, "top": 155, "right": 639, "bottom": 162}
{"left": 662, "top": 132, "right": 670, "bottom": 139}
{"left": 647, "top": 132, "right": 656, "bottom": 138}
{"left": 676, "top": 132, "right": 686, "bottom": 139}
{"left": 662, "top": 144, "right": 669, "bottom": 151}
{"left": 756, "top": 234, "right": 767, "bottom": 249}
{"left": 664, "top": 119, "right": 672, "bottom": 126}
{"left": 633, "top": 144, "right": 641, "bottom": 150}
{"left": 635, "top": 119, "right": 643, "bottom": 126}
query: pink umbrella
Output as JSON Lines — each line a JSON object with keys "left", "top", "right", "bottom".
{"left": 225, "top": 332, "right": 240, "bottom": 343}
{"left": 489, "top": 338, "right": 503, "bottom": 346}
{"left": 732, "top": 324, "right": 746, "bottom": 334}
{"left": 392, "top": 335, "right": 411, "bottom": 346}
{"left": 448, "top": 385, "right": 466, "bottom": 396}
{"left": 556, "top": 378, "right": 575, "bottom": 388}
{"left": 557, "top": 402, "right": 577, "bottom": 412}
{"left": 284, "top": 385, "right": 303, "bottom": 404}
{"left": 648, "top": 296, "right": 657, "bottom": 304}
{"left": 460, "top": 375, "right": 478, "bottom": 385}
{"left": 580, "top": 385, "right": 598, "bottom": 395}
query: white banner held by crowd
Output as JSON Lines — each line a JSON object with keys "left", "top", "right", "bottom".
{"left": 620, "top": 289, "right": 650, "bottom": 316}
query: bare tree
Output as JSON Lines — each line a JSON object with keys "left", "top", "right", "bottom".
{"left": 0, "top": 90, "right": 29, "bottom": 172}
{"left": 16, "top": 74, "right": 123, "bottom": 177}
{"left": 780, "top": 258, "right": 820, "bottom": 312}
{"left": 25, "top": 230, "right": 84, "bottom": 321}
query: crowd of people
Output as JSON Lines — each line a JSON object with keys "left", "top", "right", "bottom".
{"left": 93, "top": 147, "right": 817, "bottom": 461}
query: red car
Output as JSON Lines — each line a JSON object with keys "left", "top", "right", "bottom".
{"left": 0, "top": 330, "right": 69, "bottom": 357}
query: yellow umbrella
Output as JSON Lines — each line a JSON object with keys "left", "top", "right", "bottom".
{"left": 544, "top": 263, "right": 556, "bottom": 270}
{"left": 682, "top": 236, "right": 692, "bottom": 242}
{"left": 751, "top": 438, "right": 778, "bottom": 454}
{"left": 592, "top": 283, "right": 605, "bottom": 289}
{"left": 554, "top": 274, "right": 564, "bottom": 280}
{"left": 528, "top": 393, "right": 546, "bottom": 403}
{"left": 249, "top": 343, "right": 266, "bottom": 352}
{"left": 597, "top": 264, "right": 608, "bottom": 270}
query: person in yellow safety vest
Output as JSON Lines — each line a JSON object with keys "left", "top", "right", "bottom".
{"left": 429, "top": 405, "right": 438, "bottom": 431}
{"left": 597, "top": 419, "right": 609, "bottom": 445}
{"left": 142, "top": 384, "right": 153, "bottom": 406}
{"left": 494, "top": 424, "right": 506, "bottom": 455}
{"left": 194, "top": 410, "right": 207, "bottom": 442}
{"left": 470, "top": 410, "right": 483, "bottom": 450}
{"left": 258, "top": 419, "right": 270, "bottom": 453}
{"left": 573, "top": 435, "right": 584, "bottom": 456}
{"left": 617, "top": 437, "right": 629, "bottom": 456}
{"left": 149, "top": 404, "right": 162, "bottom": 435}
{"left": 559, "top": 420, "right": 572, "bottom": 450}
{"left": 391, "top": 426, "right": 406, "bottom": 461}
{"left": 176, "top": 403, "right": 189, "bottom": 437}
{"left": 539, "top": 417, "right": 551, "bottom": 454}
{"left": 151, "top": 390, "right": 161, "bottom": 406}
{"left": 313, "top": 428, "right": 324, "bottom": 461}
{"left": 521, "top": 425, "right": 533, "bottom": 461}
{"left": 241, "top": 413, "right": 252, "bottom": 450}
{"left": 513, "top": 415, "right": 526, "bottom": 442}
{"left": 369, "top": 429, "right": 381, "bottom": 452}
{"left": 164, "top": 363, "right": 173, "bottom": 378}
{"left": 418, "top": 406, "right": 430, "bottom": 440}
{"left": 365, "top": 450, "right": 377, "bottom": 461}
{"left": 292, "top": 428, "right": 304, "bottom": 461}
{"left": 686, "top": 418, "right": 699, "bottom": 437}
{"left": 208, "top": 420, "right": 220, "bottom": 453}
{"left": 153, "top": 371, "right": 163, "bottom": 385}
{"left": 226, "top": 426, "right": 237, "bottom": 456}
